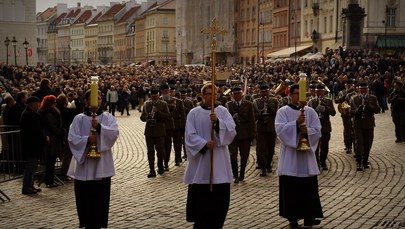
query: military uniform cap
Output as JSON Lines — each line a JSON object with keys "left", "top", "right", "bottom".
{"left": 315, "top": 84, "right": 325, "bottom": 91}
{"left": 260, "top": 84, "right": 269, "bottom": 91}
{"left": 358, "top": 82, "right": 369, "bottom": 89}
{"left": 150, "top": 88, "right": 160, "bottom": 95}
{"left": 232, "top": 86, "right": 242, "bottom": 93}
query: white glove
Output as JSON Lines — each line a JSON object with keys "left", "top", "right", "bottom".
{"left": 315, "top": 105, "right": 325, "bottom": 113}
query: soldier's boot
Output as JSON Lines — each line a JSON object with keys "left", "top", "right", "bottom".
{"left": 239, "top": 162, "right": 247, "bottom": 182}
{"left": 363, "top": 155, "right": 370, "bottom": 169}
{"left": 147, "top": 163, "right": 156, "bottom": 178}
{"left": 157, "top": 159, "right": 164, "bottom": 175}
{"left": 231, "top": 160, "right": 239, "bottom": 183}
{"left": 266, "top": 161, "right": 272, "bottom": 173}
{"left": 356, "top": 158, "right": 363, "bottom": 171}
{"left": 346, "top": 144, "right": 352, "bottom": 154}
{"left": 259, "top": 162, "right": 267, "bottom": 177}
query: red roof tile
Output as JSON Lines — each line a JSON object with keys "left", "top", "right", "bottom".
{"left": 117, "top": 5, "right": 141, "bottom": 24}
{"left": 97, "top": 4, "right": 125, "bottom": 21}
{"left": 73, "top": 10, "right": 92, "bottom": 24}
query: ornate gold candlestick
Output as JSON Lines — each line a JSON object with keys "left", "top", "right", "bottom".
{"left": 297, "top": 73, "right": 311, "bottom": 152}
{"left": 87, "top": 76, "right": 101, "bottom": 158}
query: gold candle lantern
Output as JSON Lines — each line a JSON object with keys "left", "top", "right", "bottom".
{"left": 90, "top": 76, "right": 99, "bottom": 108}
{"left": 87, "top": 76, "right": 101, "bottom": 158}
{"left": 297, "top": 73, "right": 311, "bottom": 152}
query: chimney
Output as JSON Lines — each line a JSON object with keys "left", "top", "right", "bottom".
{"left": 77, "top": 2, "right": 81, "bottom": 8}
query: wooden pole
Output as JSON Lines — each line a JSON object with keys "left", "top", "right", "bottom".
{"left": 201, "top": 18, "right": 227, "bottom": 192}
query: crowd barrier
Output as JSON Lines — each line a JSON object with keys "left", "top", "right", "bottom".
{"left": 0, "top": 125, "right": 63, "bottom": 202}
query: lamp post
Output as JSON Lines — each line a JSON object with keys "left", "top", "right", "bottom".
{"left": 178, "top": 32, "right": 182, "bottom": 66}
{"left": 11, "top": 36, "right": 17, "bottom": 66}
{"left": 23, "top": 38, "right": 29, "bottom": 66}
{"left": 292, "top": 15, "right": 297, "bottom": 61}
{"left": 260, "top": 21, "right": 264, "bottom": 63}
{"left": 4, "top": 37, "right": 10, "bottom": 65}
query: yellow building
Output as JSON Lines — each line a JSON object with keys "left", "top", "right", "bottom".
{"left": 96, "top": 3, "right": 125, "bottom": 65}
{"left": 85, "top": 12, "right": 102, "bottom": 65}
{"left": 135, "top": 0, "right": 176, "bottom": 65}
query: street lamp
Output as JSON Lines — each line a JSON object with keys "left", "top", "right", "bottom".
{"left": 178, "top": 32, "right": 182, "bottom": 66}
{"left": 23, "top": 38, "right": 29, "bottom": 66}
{"left": 4, "top": 37, "right": 10, "bottom": 65}
{"left": 260, "top": 21, "right": 264, "bottom": 63}
{"left": 11, "top": 36, "right": 17, "bottom": 66}
{"left": 292, "top": 15, "right": 297, "bottom": 61}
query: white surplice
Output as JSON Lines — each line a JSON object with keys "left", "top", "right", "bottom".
{"left": 184, "top": 105, "right": 236, "bottom": 184}
{"left": 67, "top": 112, "right": 119, "bottom": 181}
{"left": 275, "top": 105, "right": 321, "bottom": 177}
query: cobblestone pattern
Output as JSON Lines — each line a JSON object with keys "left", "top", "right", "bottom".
{"left": 0, "top": 107, "right": 404, "bottom": 229}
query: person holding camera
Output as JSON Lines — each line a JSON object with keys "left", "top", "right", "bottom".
{"left": 140, "top": 88, "right": 171, "bottom": 178}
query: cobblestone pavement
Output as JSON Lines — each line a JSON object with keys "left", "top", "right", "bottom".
{"left": 0, "top": 106, "right": 404, "bottom": 229}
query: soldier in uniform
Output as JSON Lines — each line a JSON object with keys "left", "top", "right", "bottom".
{"left": 140, "top": 88, "right": 171, "bottom": 177}
{"left": 308, "top": 84, "right": 336, "bottom": 170}
{"left": 349, "top": 82, "right": 380, "bottom": 171}
{"left": 170, "top": 87, "right": 186, "bottom": 166}
{"left": 335, "top": 79, "right": 355, "bottom": 153}
{"left": 180, "top": 89, "right": 195, "bottom": 160}
{"left": 253, "top": 84, "right": 279, "bottom": 176}
{"left": 388, "top": 81, "right": 405, "bottom": 143}
{"left": 160, "top": 84, "right": 175, "bottom": 171}
{"left": 226, "top": 86, "right": 256, "bottom": 183}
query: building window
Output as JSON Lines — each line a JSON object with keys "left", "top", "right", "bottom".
{"left": 323, "top": 16, "right": 327, "bottom": 33}
{"left": 163, "top": 17, "right": 168, "bottom": 25}
{"left": 252, "top": 29, "right": 256, "bottom": 45}
{"left": 387, "top": 7, "right": 396, "bottom": 27}
{"left": 329, "top": 16, "right": 333, "bottom": 32}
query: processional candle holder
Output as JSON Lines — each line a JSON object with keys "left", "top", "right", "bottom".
{"left": 297, "top": 73, "right": 311, "bottom": 152}
{"left": 87, "top": 76, "right": 101, "bottom": 158}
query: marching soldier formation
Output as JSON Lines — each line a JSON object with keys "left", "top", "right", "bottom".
{"left": 136, "top": 74, "right": 405, "bottom": 180}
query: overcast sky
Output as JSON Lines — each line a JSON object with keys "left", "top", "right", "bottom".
{"left": 36, "top": 0, "right": 146, "bottom": 13}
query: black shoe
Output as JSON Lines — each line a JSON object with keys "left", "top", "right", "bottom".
{"left": 46, "top": 182, "right": 58, "bottom": 188}
{"left": 164, "top": 167, "right": 169, "bottom": 171}
{"left": 22, "top": 187, "right": 38, "bottom": 195}
{"left": 260, "top": 169, "right": 267, "bottom": 177}
{"left": 304, "top": 219, "right": 321, "bottom": 226}
{"left": 233, "top": 178, "right": 239, "bottom": 184}
{"left": 395, "top": 139, "right": 401, "bottom": 143}
{"left": 239, "top": 174, "right": 245, "bottom": 182}
{"left": 266, "top": 167, "right": 272, "bottom": 173}
{"left": 157, "top": 169, "right": 165, "bottom": 175}
{"left": 356, "top": 164, "right": 363, "bottom": 171}
{"left": 147, "top": 172, "right": 157, "bottom": 178}
{"left": 175, "top": 162, "right": 180, "bottom": 166}
{"left": 363, "top": 162, "right": 370, "bottom": 169}
{"left": 288, "top": 219, "right": 298, "bottom": 227}
{"left": 32, "top": 186, "right": 42, "bottom": 192}
{"left": 321, "top": 162, "right": 328, "bottom": 170}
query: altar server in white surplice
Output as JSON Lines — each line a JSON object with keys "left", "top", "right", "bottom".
{"left": 68, "top": 89, "right": 119, "bottom": 229}
{"left": 275, "top": 83, "right": 324, "bottom": 228}
{"left": 184, "top": 83, "right": 236, "bottom": 229}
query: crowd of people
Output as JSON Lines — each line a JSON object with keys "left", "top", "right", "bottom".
{"left": 0, "top": 48, "right": 405, "bottom": 228}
